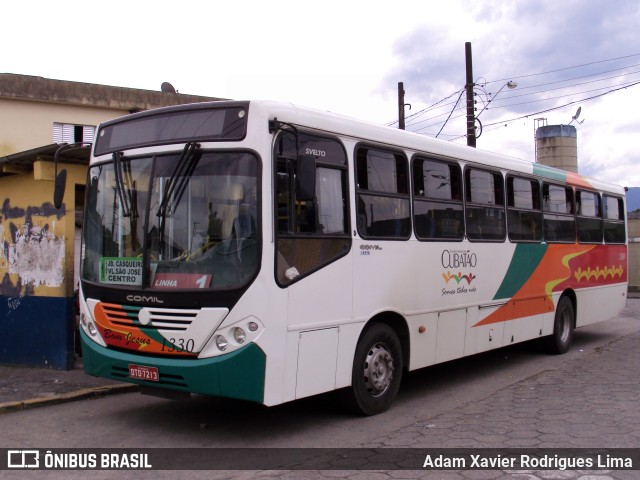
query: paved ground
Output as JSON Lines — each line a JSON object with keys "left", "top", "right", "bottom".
{"left": 1, "top": 294, "right": 639, "bottom": 479}
{"left": 0, "top": 356, "right": 136, "bottom": 413}
{"left": 246, "top": 296, "right": 640, "bottom": 479}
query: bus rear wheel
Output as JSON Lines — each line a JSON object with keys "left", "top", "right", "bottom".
{"left": 542, "top": 296, "right": 575, "bottom": 354}
{"left": 342, "top": 323, "right": 403, "bottom": 416}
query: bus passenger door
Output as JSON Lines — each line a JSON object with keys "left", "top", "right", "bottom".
{"left": 273, "top": 133, "right": 353, "bottom": 400}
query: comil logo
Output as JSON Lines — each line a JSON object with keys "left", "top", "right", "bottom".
{"left": 8, "top": 450, "right": 39, "bottom": 468}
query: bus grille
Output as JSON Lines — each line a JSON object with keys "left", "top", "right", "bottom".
{"left": 98, "top": 303, "right": 199, "bottom": 332}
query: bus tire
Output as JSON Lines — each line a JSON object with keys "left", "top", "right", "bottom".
{"left": 543, "top": 296, "right": 575, "bottom": 354}
{"left": 342, "top": 323, "right": 403, "bottom": 416}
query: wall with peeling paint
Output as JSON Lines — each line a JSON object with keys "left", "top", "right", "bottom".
{"left": 0, "top": 163, "right": 86, "bottom": 369}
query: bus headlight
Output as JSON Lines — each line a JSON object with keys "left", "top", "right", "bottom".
{"left": 216, "top": 335, "right": 228, "bottom": 351}
{"left": 81, "top": 312, "right": 98, "bottom": 337}
{"left": 82, "top": 298, "right": 108, "bottom": 347}
{"left": 234, "top": 327, "right": 246, "bottom": 344}
{"left": 200, "top": 317, "right": 264, "bottom": 358}
{"left": 87, "top": 322, "right": 98, "bottom": 337}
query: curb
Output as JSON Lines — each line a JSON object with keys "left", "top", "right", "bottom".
{"left": 0, "top": 384, "right": 139, "bottom": 415}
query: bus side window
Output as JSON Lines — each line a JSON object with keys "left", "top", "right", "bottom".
{"left": 543, "top": 183, "right": 575, "bottom": 243}
{"left": 507, "top": 175, "right": 542, "bottom": 242}
{"left": 576, "top": 190, "right": 603, "bottom": 243}
{"left": 464, "top": 167, "right": 506, "bottom": 242}
{"left": 412, "top": 157, "right": 463, "bottom": 241}
{"left": 355, "top": 147, "right": 410, "bottom": 239}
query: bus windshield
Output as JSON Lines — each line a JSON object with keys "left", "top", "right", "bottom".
{"left": 82, "top": 151, "right": 259, "bottom": 291}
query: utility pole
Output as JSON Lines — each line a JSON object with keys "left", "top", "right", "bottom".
{"left": 398, "top": 82, "right": 406, "bottom": 130}
{"left": 465, "top": 42, "right": 476, "bottom": 147}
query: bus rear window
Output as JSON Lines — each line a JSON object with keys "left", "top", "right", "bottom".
{"left": 604, "top": 195, "right": 626, "bottom": 243}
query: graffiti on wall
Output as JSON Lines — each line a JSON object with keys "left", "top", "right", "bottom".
{"left": 0, "top": 198, "right": 65, "bottom": 296}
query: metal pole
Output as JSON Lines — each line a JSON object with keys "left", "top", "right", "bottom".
{"left": 465, "top": 42, "right": 476, "bottom": 147}
{"left": 398, "top": 82, "right": 406, "bottom": 130}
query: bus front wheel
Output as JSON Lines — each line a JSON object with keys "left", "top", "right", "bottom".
{"left": 342, "top": 323, "right": 403, "bottom": 416}
{"left": 543, "top": 296, "right": 575, "bottom": 354}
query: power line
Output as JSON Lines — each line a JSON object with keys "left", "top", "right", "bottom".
{"left": 482, "top": 77, "right": 640, "bottom": 112}
{"left": 395, "top": 52, "right": 640, "bottom": 140}
{"left": 482, "top": 80, "right": 640, "bottom": 129}
{"left": 483, "top": 52, "right": 640, "bottom": 86}
{"left": 388, "top": 87, "right": 463, "bottom": 126}
{"left": 435, "top": 90, "right": 465, "bottom": 138}
{"left": 446, "top": 79, "right": 640, "bottom": 141}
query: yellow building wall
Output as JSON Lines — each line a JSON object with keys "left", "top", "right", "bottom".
{"left": 0, "top": 162, "right": 86, "bottom": 298}
{"left": 0, "top": 98, "right": 129, "bottom": 156}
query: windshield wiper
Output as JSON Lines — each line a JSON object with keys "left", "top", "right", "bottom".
{"left": 157, "top": 142, "right": 201, "bottom": 260}
{"left": 113, "top": 151, "right": 132, "bottom": 217}
{"left": 157, "top": 142, "right": 201, "bottom": 218}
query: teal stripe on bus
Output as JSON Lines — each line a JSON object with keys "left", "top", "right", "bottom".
{"left": 493, "top": 243, "right": 548, "bottom": 300}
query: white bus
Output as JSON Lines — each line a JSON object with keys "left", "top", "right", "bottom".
{"left": 74, "top": 100, "right": 628, "bottom": 415}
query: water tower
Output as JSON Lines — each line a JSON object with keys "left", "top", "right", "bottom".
{"left": 535, "top": 108, "right": 583, "bottom": 173}
{"left": 535, "top": 123, "right": 578, "bottom": 173}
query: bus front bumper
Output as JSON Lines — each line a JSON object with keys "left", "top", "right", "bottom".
{"left": 80, "top": 329, "right": 266, "bottom": 404}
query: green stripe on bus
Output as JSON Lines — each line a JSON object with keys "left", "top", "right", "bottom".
{"left": 81, "top": 330, "right": 266, "bottom": 404}
{"left": 532, "top": 163, "right": 568, "bottom": 183}
{"left": 493, "top": 243, "right": 548, "bottom": 300}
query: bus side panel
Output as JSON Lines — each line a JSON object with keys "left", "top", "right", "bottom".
{"left": 407, "top": 313, "right": 438, "bottom": 370}
{"left": 213, "top": 264, "right": 290, "bottom": 407}
{"left": 353, "top": 240, "right": 417, "bottom": 318}
{"left": 575, "top": 284, "right": 627, "bottom": 327}
{"left": 547, "top": 243, "right": 627, "bottom": 328}
{"left": 354, "top": 240, "right": 517, "bottom": 370}
{"left": 294, "top": 327, "right": 339, "bottom": 399}
{"left": 466, "top": 305, "right": 505, "bottom": 355}
{"left": 335, "top": 322, "right": 364, "bottom": 389}
{"left": 283, "top": 254, "right": 353, "bottom": 401}
{"left": 435, "top": 308, "right": 468, "bottom": 363}
{"left": 502, "top": 313, "right": 547, "bottom": 346}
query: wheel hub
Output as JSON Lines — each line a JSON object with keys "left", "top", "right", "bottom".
{"left": 364, "top": 343, "right": 394, "bottom": 397}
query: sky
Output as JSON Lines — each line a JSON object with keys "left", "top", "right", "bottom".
{"left": 4, "top": 0, "right": 640, "bottom": 187}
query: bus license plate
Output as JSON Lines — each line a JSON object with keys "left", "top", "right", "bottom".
{"left": 128, "top": 364, "right": 159, "bottom": 382}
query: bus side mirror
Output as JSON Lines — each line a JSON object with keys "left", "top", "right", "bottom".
{"left": 296, "top": 154, "right": 316, "bottom": 202}
{"left": 54, "top": 169, "right": 67, "bottom": 209}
